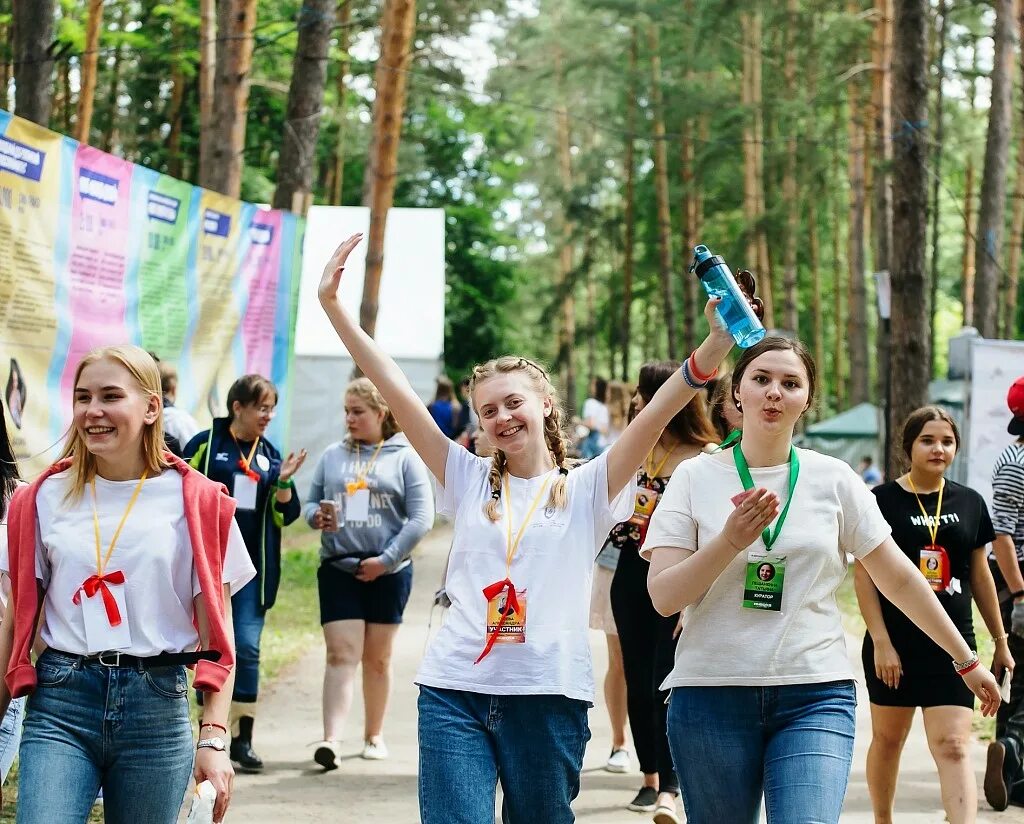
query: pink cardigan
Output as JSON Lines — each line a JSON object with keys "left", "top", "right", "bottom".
{"left": 4, "top": 454, "right": 238, "bottom": 697}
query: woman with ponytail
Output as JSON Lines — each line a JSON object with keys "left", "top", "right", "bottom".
{"left": 317, "top": 233, "right": 736, "bottom": 823}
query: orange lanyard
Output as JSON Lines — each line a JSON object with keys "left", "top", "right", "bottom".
{"left": 90, "top": 471, "right": 148, "bottom": 575}
{"left": 908, "top": 476, "right": 945, "bottom": 546}
{"left": 232, "top": 432, "right": 260, "bottom": 480}
{"left": 347, "top": 440, "right": 384, "bottom": 494}
{"left": 644, "top": 445, "right": 677, "bottom": 480}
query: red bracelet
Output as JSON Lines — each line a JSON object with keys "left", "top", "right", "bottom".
{"left": 200, "top": 722, "right": 227, "bottom": 734}
{"left": 688, "top": 353, "right": 718, "bottom": 383}
{"left": 956, "top": 660, "right": 980, "bottom": 677}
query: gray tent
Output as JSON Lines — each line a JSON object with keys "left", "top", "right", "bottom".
{"left": 797, "top": 402, "right": 881, "bottom": 469}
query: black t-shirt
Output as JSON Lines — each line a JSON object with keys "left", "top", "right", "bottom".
{"left": 869, "top": 479, "right": 995, "bottom": 672}
{"left": 600, "top": 471, "right": 669, "bottom": 556}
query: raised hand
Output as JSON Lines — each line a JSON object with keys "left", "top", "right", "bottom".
{"left": 318, "top": 232, "right": 364, "bottom": 304}
{"left": 279, "top": 449, "right": 308, "bottom": 483}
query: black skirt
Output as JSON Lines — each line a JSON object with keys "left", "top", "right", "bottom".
{"left": 861, "top": 636, "right": 975, "bottom": 709}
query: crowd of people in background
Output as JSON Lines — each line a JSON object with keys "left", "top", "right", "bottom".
{"left": 0, "top": 231, "right": 1020, "bottom": 824}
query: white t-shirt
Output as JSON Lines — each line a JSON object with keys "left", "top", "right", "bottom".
{"left": 0, "top": 469, "right": 255, "bottom": 657}
{"left": 416, "top": 444, "right": 634, "bottom": 701}
{"left": 641, "top": 447, "right": 891, "bottom": 687}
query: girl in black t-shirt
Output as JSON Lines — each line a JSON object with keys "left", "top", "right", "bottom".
{"left": 856, "top": 406, "right": 1013, "bottom": 824}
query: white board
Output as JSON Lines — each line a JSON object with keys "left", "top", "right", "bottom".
{"left": 295, "top": 206, "right": 445, "bottom": 359}
{"left": 966, "top": 338, "right": 1024, "bottom": 509}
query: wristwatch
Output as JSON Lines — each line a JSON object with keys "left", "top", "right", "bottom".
{"left": 197, "top": 736, "right": 226, "bottom": 752}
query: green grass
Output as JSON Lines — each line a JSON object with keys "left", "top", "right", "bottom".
{"left": 836, "top": 565, "right": 998, "bottom": 740}
{"left": 0, "top": 523, "right": 324, "bottom": 821}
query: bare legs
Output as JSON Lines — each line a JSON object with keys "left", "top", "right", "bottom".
{"left": 866, "top": 703, "right": 977, "bottom": 824}
{"left": 604, "top": 633, "right": 628, "bottom": 752}
{"left": 322, "top": 620, "right": 400, "bottom": 743}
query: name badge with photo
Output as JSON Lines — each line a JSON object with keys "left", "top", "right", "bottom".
{"left": 743, "top": 549, "right": 786, "bottom": 612}
{"left": 486, "top": 587, "right": 527, "bottom": 644}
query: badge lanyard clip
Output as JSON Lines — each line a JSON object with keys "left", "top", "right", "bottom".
{"left": 346, "top": 440, "right": 384, "bottom": 495}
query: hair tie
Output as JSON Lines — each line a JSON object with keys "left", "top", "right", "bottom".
{"left": 491, "top": 488, "right": 501, "bottom": 500}
{"left": 558, "top": 466, "right": 569, "bottom": 476}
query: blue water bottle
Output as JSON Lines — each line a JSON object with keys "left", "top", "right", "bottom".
{"left": 690, "top": 244, "right": 766, "bottom": 348}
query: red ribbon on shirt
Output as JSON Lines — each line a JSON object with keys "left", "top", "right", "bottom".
{"left": 73, "top": 570, "right": 126, "bottom": 627}
{"left": 474, "top": 578, "right": 519, "bottom": 665}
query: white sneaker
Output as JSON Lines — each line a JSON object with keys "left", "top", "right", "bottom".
{"left": 313, "top": 740, "right": 339, "bottom": 771}
{"left": 361, "top": 737, "right": 388, "bottom": 760}
{"left": 605, "top": 748, "right": 631, "bottom": 773}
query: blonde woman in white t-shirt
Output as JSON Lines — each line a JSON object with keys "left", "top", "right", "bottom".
{"left": 644, "top": 336, "right": 1000, "bottom": 824}
{"left": 318, "top": 234, "right": 736, "bottom": 823}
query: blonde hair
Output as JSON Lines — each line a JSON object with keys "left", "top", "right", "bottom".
{"left": 344, "top": 377, "right": 400, "bottom": 443}
{"left": 470, "top": 356, "right": 570, "bottom": 522}
{"left": 607, "top": 380, "right": 633, "bottom": 434}
{"left": 59, "top": 344, "right": 172, "bottom": 501}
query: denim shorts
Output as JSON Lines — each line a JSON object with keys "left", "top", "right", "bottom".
{"left": 17, "top": 649, "right": 194, "bottom": 824}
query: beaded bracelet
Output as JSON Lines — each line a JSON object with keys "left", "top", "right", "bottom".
{"left": 200, "top": 722, "right": 227, "bottom": 734}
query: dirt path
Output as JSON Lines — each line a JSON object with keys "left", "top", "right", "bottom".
{"left": 223, "top": 525, "right": 1010, "bottom": 823}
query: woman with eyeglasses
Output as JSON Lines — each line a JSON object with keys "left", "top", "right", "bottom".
{"left": 183, "top": 374, "right": 307, "bottom": 774}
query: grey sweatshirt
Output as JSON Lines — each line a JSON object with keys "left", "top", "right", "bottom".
{"left": 303, "top": 433, "right": 434, "bottom": 574}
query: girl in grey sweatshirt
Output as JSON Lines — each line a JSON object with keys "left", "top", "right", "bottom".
{"left": 302, "top": 378, "right": 434, "bottom": 767}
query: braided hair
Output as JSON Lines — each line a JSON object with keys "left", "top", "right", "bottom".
{"left": 469, "top": 356, "right": 571, "bottom": 522}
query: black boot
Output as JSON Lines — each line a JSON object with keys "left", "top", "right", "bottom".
{"left": 230, "top": 715, "right": 264, "bottom": 773}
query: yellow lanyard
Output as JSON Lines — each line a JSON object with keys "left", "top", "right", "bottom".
{"left": 232, "top": 432, "right": 260, "bottom": 474}
{"left": 348, "top": 440, "right": 385, "bottom": 494}
{"left": 502, "top": 471, "right": 553, "bottom": 577}
{"left": 90, "top": 471, "right": 148, "bottom": 575}
{"left": 908, "top": 476, "right": 944, "bottom": 546}
{"left": 644, "top": 445, "right": 677, "bottom": 480}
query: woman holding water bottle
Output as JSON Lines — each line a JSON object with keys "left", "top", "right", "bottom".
{"left": 304, "top": 378, "right": 433, "bottom": 770}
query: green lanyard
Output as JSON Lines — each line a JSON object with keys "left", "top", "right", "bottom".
{"left": 733, "top": 444, "right": 800, "bottom": 551}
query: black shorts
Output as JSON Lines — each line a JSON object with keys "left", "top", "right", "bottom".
{"left": 317, "top": 561, "right": 413, "bottom": 626}
{"left": 862, "top": 638, "right": 975, "bottom": 709}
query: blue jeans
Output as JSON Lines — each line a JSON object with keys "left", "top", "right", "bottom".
{"left": 17, "top": 649, "right": 194, "bottom": 824}
{"left": 0, "top": 696, "right": 24, "bottom": 783}
{"left": 232, "top": 578, "right": 265, "bottom": 702}
{"left": 667, "top": 680, "right": 857, "bottom": 824}
{"left": 418, "top": 686, "right": 591, "bottom": 824}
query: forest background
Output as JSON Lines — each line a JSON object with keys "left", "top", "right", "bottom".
{"left": 5, "top": 0, "right": 1023, "bottom": 475}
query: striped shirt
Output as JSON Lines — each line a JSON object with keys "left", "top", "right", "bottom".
{"left": 991, "top": 442, "right": 1024, "bottom": 562}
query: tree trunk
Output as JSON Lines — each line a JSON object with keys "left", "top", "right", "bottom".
{"left": 972, "top": 0, "right": 1017, "bottom": 337}
{"left": 166, "top": 23, "right": 186, "bottom": 177}
{"left": 12, "top": 0, "right": 56, "bottom": 126}
{"left": 809, "top": 194, "right": 823, "bottom": 407}
{"left": 781, "top": 0, "right": 799, "bottom": 335}
{"left": 962, "top": 41, "right": 979, "bottom": 326}
{"left": 1004, "top": 1, "right": 1024, "bottom": 338}
{"left": 648, "top": 22, "right": 677, "bottom": 359}
{"left": 271, "top": 0, "right": 337, "bottom": 214}
{"left": 621, "top": 29, "right": 637, "bottom": 382}
{"left": 679, "top": 118, "right": 696, "bottom": 351}
{"left": 585, "top": 237, "right": 597, "bottom": 384}
{"left": 0, "top": 23, "right": 10, "bottom": 109}
{"left": 871, "top": 0, "right": 893, "bottom": 399}
{"left": 330, "top": 0, "right": 353, "bottom": 206}
{"left": 846, "top": 43, "right": 870, "bottom": 405}
{"left": 198, "top": 0, "right": 216, "bottom": 184}
{"left": 741, "top": 10, "right": 774, "bottom": 326}
{"left": 101, "top": 23, "right": 124, "bottom": 153}
{"left": 75, "top": 0, "right": 104, "bottom": 144}
{"left": 832, "top": 108, "right": 847, "bottom": 410}
{"left": 360, "top": 0, "right": 416, "bottom": 340}
{"left": 554, "top": 46, "right": 576, "bottom": 413}
{"left": 929, "top": 0, "right": 948, "bottom": 373}
{"left": 203, "top": 0, "right": 258, "bottom": 197}
{"left": 889, "top": 0, "right": 931, "bottom": 477}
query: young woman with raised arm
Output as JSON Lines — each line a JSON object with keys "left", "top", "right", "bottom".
{"left": 318, "top": 233, "right": 734, "bottom": 823}
{"left": 857, "top": 406, "right": 1011, "bottom": 824}
{"left": 644, "top": 337, "right": 1000, "bottom": 824}
{"left": 0, "top": 345, "right": 254, "bottom": 823}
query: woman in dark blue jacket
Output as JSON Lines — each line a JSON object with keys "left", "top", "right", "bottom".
{"left": 184, "top": 374, "right": 306, "bottom": 772}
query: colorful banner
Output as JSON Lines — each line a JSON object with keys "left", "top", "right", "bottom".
{"left": 0, "top": 110, "right": 304, "bottom": 475}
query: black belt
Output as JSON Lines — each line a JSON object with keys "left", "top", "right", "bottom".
{"left": 50, "top": 649, "right": 221, "bottom": 669}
